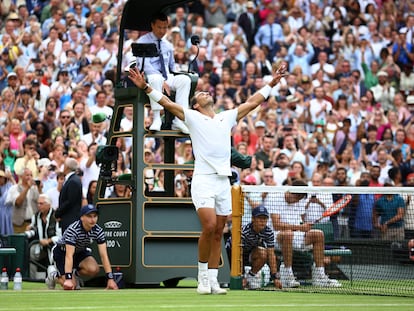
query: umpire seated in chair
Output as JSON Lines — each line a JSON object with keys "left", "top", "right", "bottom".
{"left": 25, "top": 194, "right": 61, "bottom": 279}
{"left": 135, "top": 12, "right": 198, "bottom": 134}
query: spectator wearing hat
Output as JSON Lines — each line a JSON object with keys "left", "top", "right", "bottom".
{"left": 370, "top": 70, "right": 396, "bottom": 113}
{"left": 46, "top": 204, "right": 118, "bottom": 290}
{"left": 6, "top": 71, "right": 19, "bottom": 94}
{"left": 240, "top": 205, "right": 282, "bottom": 289}
{"left": 37, "top": 157, "right": 57, "bottom": 193}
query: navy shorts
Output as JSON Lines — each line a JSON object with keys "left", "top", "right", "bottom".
{"left": 52, "top": 245, "right": 92, "bottom": 275}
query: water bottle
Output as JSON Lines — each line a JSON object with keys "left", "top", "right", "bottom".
{"left": 13, "top": 268, "right": 22, "bottom": 290}
{"left": 1, "top": 267, "right": 9, "bottom": 290}
{"left": 113, "top": 267, "right": 125, "bottom": 289}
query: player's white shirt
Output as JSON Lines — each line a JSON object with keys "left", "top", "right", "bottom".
{"left": 183, "top": 108, "right": 237, "bottom": 176}
{"left": 266, "top": 192, "right": 305, "bottom": 226}
{"left": 304, "top": 193, "right": 333, "bottom": 223}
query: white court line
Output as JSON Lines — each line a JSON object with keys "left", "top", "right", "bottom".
{"left": 0, "top": 304, "right": 413, "bottom": 311}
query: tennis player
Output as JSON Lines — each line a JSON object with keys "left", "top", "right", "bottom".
{"left": 46, "top": 205, "right": 118, "bottom": 290}
{"left": 266, "top": 179, "right": 341, "bottom": 288}
{"left": 129, "top": 65, "right": 286, "bottom": 294}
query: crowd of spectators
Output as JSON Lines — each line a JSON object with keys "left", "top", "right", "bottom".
{"left": 1, "top": 0, "right": 414, "bottom": 242}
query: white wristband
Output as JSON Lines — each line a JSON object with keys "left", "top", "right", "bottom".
{"left": 258, "top": 84, "right": 272, "bottom": 99}
{"left": 147, "top": 89, "right": 163, "bottom": 102}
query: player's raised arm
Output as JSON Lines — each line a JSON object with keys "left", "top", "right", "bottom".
{"left": 236, "top": 64, "right": 287, "bottom": 121}
{"left": 128, "top": 68, "right": 185, "bottom": 121}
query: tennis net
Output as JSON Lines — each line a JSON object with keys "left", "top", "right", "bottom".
{"left": 230, "top": 185, "right": 414, "bottom": 297}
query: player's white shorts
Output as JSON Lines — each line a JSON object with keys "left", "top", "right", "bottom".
{"left": 191, "top": 173, "right": 231, "bottom": 216}
{"left": 274, "top": 231, "right": 313, "bottom": 251}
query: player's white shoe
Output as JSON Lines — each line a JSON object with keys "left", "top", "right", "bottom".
{"left": 280, "top": 264, "right": 300, "bottom": 288}
{"left": 45, "top": 265, "right": 58, "bottom": 290}
{"left": 245, "top": 272, "right": 261, "bottom": 289}
{"left": 312, "top": 267, "right": 341, "bottom": 287}
{"left": 197, "top": 272, "right": 211, "bottom": 295}
{"left": 210, "top": 278, "right": 227, "bottom": 295}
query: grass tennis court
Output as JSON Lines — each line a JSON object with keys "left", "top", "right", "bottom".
{"left": 0, "top": 280, "right": 413, "bottom": 311}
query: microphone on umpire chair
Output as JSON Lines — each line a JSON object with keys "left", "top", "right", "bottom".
{"left": 188, "top": 35, "right": 200, "bottom": 73}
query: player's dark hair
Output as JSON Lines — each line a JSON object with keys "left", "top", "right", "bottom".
{"left": 151, "top": 12, "right": 168, "bottom": 24}
{"left": 290, "top": 179, "right": 308, "bottom": 200}
{"left": 190, "top": 94, "right": 198, "bottom": 109}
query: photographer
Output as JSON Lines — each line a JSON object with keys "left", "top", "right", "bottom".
{"left": 5, "top": 167, "right": 39, "bottom": 233}
{"left": 25, "top": 194, "right": 61, "bottom": 280}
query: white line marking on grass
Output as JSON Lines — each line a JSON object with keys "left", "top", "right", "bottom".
{"left": 1, "top": 304, "right": 413, "bottom": 311}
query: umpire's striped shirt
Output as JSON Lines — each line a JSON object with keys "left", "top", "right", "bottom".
{"left": 241, "top": 223, "right": 275, "bottom": 253}
{"left": 56, "top": 220, "right": 106, "bottom": 253}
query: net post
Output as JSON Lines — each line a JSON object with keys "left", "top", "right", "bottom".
{"left": 230, "top": 185, "right": 243, "bottom": 290}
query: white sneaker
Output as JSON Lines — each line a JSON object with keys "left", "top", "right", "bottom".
{"left": 197, "top": 272, "right": 211, "bottom": 295}
{"left": 45, "top": 265, "right": 58, "bottom": 290}
{"left": 245, "top": 272, "right": 261, "bottom": 289}
{"left": 171, "top": 119, "right": 189, "bottom": 134}
{"left": 280, "top": 265, "right": 300, "bottom": 288}
{"left": 73, "top": 269, "right": 83, "bottom": 290}
{"left": 210, "top": 278, "right": 227, "bottom": 295}
{"left": 149, "top": 116, "right": 162, "bottom": 131}
{"left": 312, "top": 267, "right": 341, "bottom": 287}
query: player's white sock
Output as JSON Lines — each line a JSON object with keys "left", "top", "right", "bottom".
{"left": 208, "top": 268, "right": 218, "bottom": 279}
{"left": 198, "top": 262, "right": 208, "bottom": 273}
